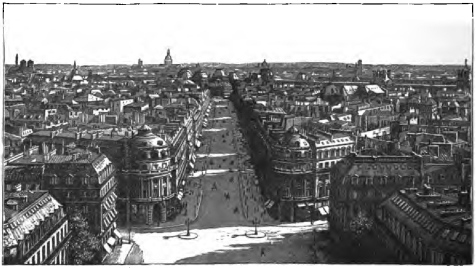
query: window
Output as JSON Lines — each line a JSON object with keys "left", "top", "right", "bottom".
{"left": 50, "top": 176, "right": 58, "bottom": 185}
{"left": 66, "top": 176, "right": 73, "bottom": 185}
{"left": 41, "top": 246, "right": 46, "bottom": 262}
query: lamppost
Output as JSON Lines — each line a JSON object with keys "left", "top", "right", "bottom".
{"left": 253, "top": 218, "right": 259, "bottom": 235}
{"left": 186, "top": 218, "right": 190, "bottom": 236}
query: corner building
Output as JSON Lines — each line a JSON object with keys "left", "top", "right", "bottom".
{"left": 122, "top": 125, "right": 177, "bottom": 225}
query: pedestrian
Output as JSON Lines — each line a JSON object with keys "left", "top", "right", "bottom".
{"left": 261, "top": 247, "right": 266, "bottom": 257}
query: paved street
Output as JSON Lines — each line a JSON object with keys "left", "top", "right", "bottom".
{"left": 134, "top": 222, "right": 327, "bottom": 264}
{"left": 131, "top": 97, "right": 329, "bottom": 264}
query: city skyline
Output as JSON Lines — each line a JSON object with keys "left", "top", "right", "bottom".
{"left": 4, "top": 3, "right": 472, "bottom": 66}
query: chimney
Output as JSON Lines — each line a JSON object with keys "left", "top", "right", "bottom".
{"left": 42, "top": 142, "right": 48, "bottom": 155}
{"left": 23, "top": 144, "right": 28, "bottom": 157}
{"left": 61, "top": 139, "right": 65, "bottom": 155}
{"left": 458, "top": 190, "right": 469, "bottom": 207}
{"left": 6, "top": 199, "right": 19, "bottom": 211}
{"left": 423, "top": 183, "right": 432, "bottom": 195}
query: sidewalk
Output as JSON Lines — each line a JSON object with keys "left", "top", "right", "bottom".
{"left": 125, "top": 185, "right": 204, "bottom": 232}
{"left": 104, "top": 242, "right": 144, "bottom": 264}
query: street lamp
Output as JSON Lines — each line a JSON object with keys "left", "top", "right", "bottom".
{"left": 253, "top": 218, "right": 259, "bottom": 235}
{"left": 186, "top": 218, "right": 190, "bottom": 236}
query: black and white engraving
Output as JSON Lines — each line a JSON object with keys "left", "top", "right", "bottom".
{"left": 2, "top": 3, "right": 472, "bottom": 265}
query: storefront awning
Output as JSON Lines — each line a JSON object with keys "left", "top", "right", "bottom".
{"left": 103, "top": 243, "right": 112, "bottom": 254}
{"left": 177, "top": 191, "right": 184, "bottom": 200}
{"left": 107, "top": 237, "right": 117, "bottom": 247}
{"left": 113, "top": 229, "right": 122, "bottom": 239}
{"left": 264, "top": 200, "right": 275, "bottom": 209}
{"left": 318, "top": 206, "right": 329, "bottom": 215}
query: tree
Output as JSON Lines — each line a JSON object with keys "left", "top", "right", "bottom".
{"left": 349, "top": 214, "right": 374, "bottom": 247}
{"left": 67, "top": 208, "right": 101, "bottom": 265}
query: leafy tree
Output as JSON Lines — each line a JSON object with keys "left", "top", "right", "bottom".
{"left": 349, "top": 214, "right": 374, "bottom": 246}
{"left": 67, "top": 208, "right": 101, "bottom": 265}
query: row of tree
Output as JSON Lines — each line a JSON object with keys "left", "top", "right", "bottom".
{"left": 67, "top": 208, "right": 102, "bottom": 264}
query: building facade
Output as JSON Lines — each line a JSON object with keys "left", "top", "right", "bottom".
{"left": 329, "top": 153, "right": 424, "bottom": 233}
{"left": 3, "top": 191, "right": 71, "bottom": 265}
{"left": 374, "top": 188, "right": 472, "bottom": 264}
{"left": 121, "top": 125, "right": 178, "bottom": 226}
{"left": 38, "top": 145, "right": 119, "bottom": 253}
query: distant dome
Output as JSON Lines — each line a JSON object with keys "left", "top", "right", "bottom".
{"left": 178, "top": 68, "right": 193, "bottom": 79}
{"left": 193, "top": 70, "right": 208, "bottom": 79}
{"left": 296, "top": 72, "right": 307, "bottom": 81}
{"left": 280, "top": 126, "right": 310, "bottom": 149}
{"left": 132, "top": 125, "right": 167, "bottom": 148}
{"left": 212, "top": 69, "right": 226, "bottom": 78}
{"left": 72, "top": 75, "right": 83, "bottom": 81}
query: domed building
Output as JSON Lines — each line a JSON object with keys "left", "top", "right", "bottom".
{"left": 121, "top": 125, "right": 177, "bottom": 225}
{"left": 296, "top": 72, "right": 308, "bottom": 81}
{"left": 259, "top": 59, "right": 274, "bottom": 85}
{"left": 164, "top": 49, "right": 173, "bottom": 66}
{"left": 192, "top": 69, "right": 209, "bottom": 88}
{"left": 268, "top": 126, "right": 316, "bottom": 222}
{"left": 177, "top": 67, "right": 193, "bottom": 80}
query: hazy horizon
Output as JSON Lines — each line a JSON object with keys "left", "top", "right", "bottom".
{"left": 4, "top": 4, "right": 472, "bottom": 66}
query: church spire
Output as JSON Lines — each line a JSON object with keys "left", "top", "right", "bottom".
{"left": 74, "top": 60, "right": 77, "bottom": 70}
{"left": 15, "top": 54, "right": 18, "bottom": 66}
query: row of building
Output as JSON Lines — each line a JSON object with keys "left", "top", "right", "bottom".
{"left": 230, "top": 59, "right": 472, "bottom": 264}
{"left": 4, "top": 53, "right": 213, "bottom": 263}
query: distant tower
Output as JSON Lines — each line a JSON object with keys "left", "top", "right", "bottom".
{"left": 73, "top": 60, "right": 77, "bottom": 70}
{"left": 19, "top": 59, "right": 26, "bottom": 70}
{"left": 164, "top": 49, "right": 173, "bottom": 66}
{"left": 15, "top": 54, "right": 18, "bottom": 66}
{"left": 138, "top": 58, "right": 143, "bottom": 68}
{"left": 457, "top": 58, "right": 471, "bottom": 92}
{"left": 262, "top": 59, "right": 269, "bottom": 69}
{"left": 356, "top": 59, "right": 363, "bottom": 78}
{"left": 27, "top": 59, "right": 34, "bottom": 69}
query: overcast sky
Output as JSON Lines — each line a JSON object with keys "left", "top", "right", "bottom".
{"left": 4, "top": 3, "right": 472, "bottom": 65}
